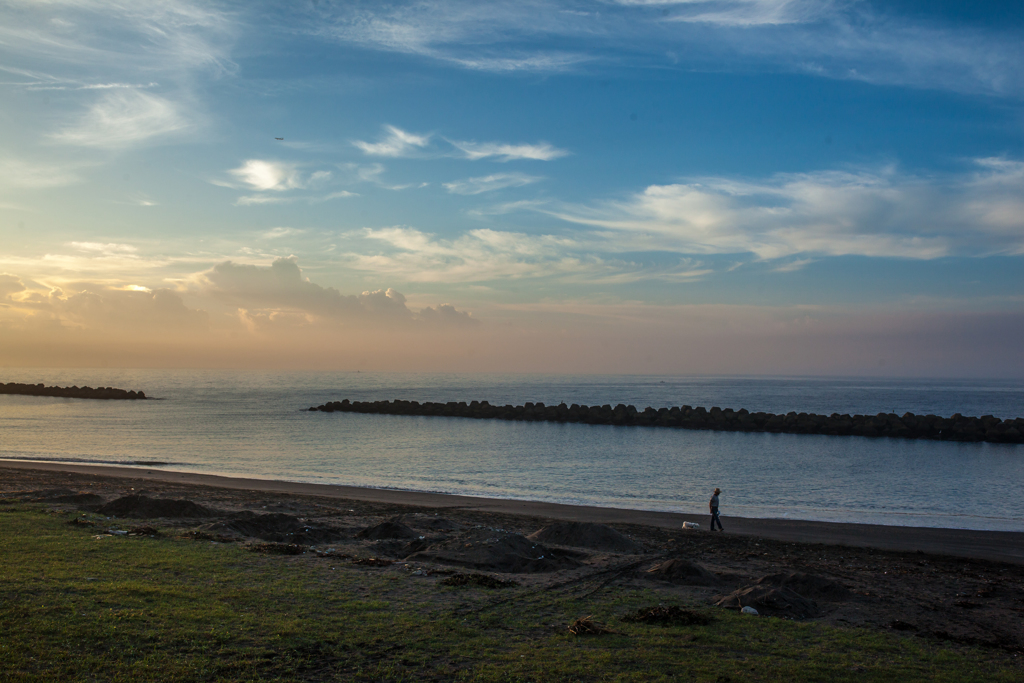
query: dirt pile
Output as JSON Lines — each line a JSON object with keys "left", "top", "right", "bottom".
{"left": 203, "top": 511, "right": 345, "bottom": 544}
{"left": 526, "top": 521, "right": 643, "bottom": 553}
{"left": 756, "top": 572, "right": 850, "bottom": 600}
{"left": 357, "top": 520, "right": 419, "bottom": 540}
{"left": 98, "top": 495, "right": 214, "bottom": 518}
{"left": 716, "top": 585, "right": 818, "bottom": 618}
{"left": 645, "top": 558, "right": 719, "bottom": 586}
{"left": 406, "top": 528, "right": 583, "bottom": 573}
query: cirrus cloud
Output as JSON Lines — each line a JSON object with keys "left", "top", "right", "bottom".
{"left": 348, "top": 225, "right": 711, "bottom": 284}
{"left": 307, "top": 0, "right": 1024, "bottom": 97}
{"left": 443, "top": 172, "right": 543, "bottom": 195}
{"left": 448, "top": 139, "right": 569, "bottom": 162}
{"left": 352, "top": 125, "right": 431, "bottom": 157}
{"left": 50, "top": 90, "right": 188, "bottom": 148}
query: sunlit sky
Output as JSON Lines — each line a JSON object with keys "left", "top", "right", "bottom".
{"left": 1, "top": 1, "right": 1023, "bottom": 375}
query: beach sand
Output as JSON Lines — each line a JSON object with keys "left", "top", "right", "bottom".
{"left": 2, "top": 460, "right": 1020, "bottom": 564}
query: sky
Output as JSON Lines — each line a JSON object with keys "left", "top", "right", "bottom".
{"left": 1, "top": 0, "right": 1023, "bottom": 375}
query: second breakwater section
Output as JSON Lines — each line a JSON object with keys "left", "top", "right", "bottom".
{"left": 309, "top": 399, "right": 1024, "bottom": 445}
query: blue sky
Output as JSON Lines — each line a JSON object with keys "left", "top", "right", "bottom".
{"left": 1, "top": 0, "right": 1022, "bottom": 374}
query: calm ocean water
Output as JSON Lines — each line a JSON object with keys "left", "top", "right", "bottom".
{"left": 1, "top": 369, "right": 1023, "bottom": 531}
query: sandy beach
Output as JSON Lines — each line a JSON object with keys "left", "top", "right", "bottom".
{"left": 2, "top": 459, "right": 1021, "bottom": 564}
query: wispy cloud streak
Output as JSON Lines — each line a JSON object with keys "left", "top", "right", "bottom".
{"left": 546, "top": 159, "right": 1024, "bottom": 260}
{"left": 51, "top": 91, "right": 188, "bottom": 148}
{"left": 448, "top": 139, "right": 569, "bottom": 162}
{"left": 306, "top": 0, "right": 1024, "bottom": 96}
{"left": 444, "top": 173, "right": 542, "bottom": 194}
{"left": 346, "top": 226, "right": 710, "bottom": 284}
{"left": 353, "top": 125, "right": 431, "bottom": 157}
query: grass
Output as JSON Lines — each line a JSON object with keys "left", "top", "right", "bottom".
{"left": 0, "top": 504, "right": 1019, "bottom": 682}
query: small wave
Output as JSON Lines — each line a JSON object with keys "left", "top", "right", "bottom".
{"left": 0, "top": 455, "right": 181, "bottom": 467}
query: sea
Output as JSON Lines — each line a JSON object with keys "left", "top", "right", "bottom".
{"left": 1, "top": 369, "right": 1022, "bottom": 532}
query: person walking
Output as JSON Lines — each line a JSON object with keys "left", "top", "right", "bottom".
{"left": 709, "top": 488, "right": 724, "bottom": 531}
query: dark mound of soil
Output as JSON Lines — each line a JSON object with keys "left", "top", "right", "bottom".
{"left": 622, "top": 605, "right": 714, "bottom": 626}
{"left": 67, "top": 517, "right": 95, "bottom": 527}
{"left": 406, "top": 529, "right": 582, "bottom": 573}
{"left": 716, "top": 585, "right": 818, "bottom": 618}
{"left": 357, "top": 520, "right": 419, "bottom": 540}
{"left": 204, "top": 511, "right": 345, "bottom": 544}
{"left": 755, "top": 571, "right": 850, "bottom": 600}
{"left": 209, "top": 511, "right": 300, "bottom": 535}
{"left": 402, "top": 538, "right": 432, "bottom": 554}
{"left": 645, "top": 558, "right": 719, "bottom": 586}
{"left": 526, "top": 521, "right": 643, "bottom": 553}
{"left": 439, "top": 573, "right": 519, "bottom": 589}
{"left": 351, "top": 557, "right": 393, "bottom": 567}
{"left": 98, "top": 495, "right": 214, "bottom": 518}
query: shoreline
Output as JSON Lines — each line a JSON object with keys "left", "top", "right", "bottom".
{"left": 3, "top": 459, "right": 1022, "bottom": 564}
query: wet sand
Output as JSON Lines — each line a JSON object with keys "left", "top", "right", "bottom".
{"left": 2, "top": 460, "right": 1021, "bottom": 564}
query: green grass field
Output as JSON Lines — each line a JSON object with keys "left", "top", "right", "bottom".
{"left": 0, "top": 505, "right": 1017, "bottom": 682}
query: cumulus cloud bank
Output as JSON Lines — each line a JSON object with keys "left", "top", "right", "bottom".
{"left": 0, "top": 273, "right": 208, "bottom": 333}
{"left": 196, "top": 257, "right": 476, "bottom": 326}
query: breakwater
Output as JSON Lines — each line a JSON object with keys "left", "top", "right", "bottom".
{"left": 309, "top": 399, "right": 1024, "bottom": 444}
{"left": 1, "top": 382, "right": 147, "bottom": 400}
